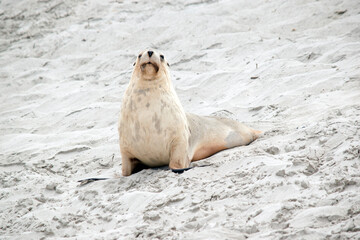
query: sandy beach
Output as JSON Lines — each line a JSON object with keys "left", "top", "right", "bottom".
{"left": 1, "top": 0, "right": 359, "bottom": 239}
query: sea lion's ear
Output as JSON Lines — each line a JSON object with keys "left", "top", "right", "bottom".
{"left": 167, "top": 62, "right": 170, "bottom": 67}
{"left": 133, "top": 62, "right": 136, "bottom": 66}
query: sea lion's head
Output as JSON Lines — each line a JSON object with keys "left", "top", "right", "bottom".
{"left": 133, "top": 49, "right": 170, "bottom": 81}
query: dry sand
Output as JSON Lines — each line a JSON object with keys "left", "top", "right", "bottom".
{"left": 1, "top": 0, "right": 359, "bottom": 239}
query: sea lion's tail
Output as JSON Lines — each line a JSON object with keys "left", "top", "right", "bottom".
{"left": 252, "top": 129, "right": 263, "bottom": 140}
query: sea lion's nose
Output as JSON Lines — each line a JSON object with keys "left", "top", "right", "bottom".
{"left": 148, "top": 51, "right": 153, "bottom": 57}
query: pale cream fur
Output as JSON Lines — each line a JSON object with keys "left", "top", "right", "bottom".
{"left": 118, "top": 50, "right": 261, "bottom": 176}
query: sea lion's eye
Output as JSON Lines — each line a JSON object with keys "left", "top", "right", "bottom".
{"left": 138, "top": 54, "right": 142, "bottom": 58}
{"left": 160, "top": 55, "right": 164, "bottom": 61}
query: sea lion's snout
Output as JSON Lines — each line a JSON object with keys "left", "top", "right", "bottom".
{"left": 140, "top": 62, "right": 159, "bottom": 72}
{"left": 136, "top": 50, "right": 163, "bottom": 79}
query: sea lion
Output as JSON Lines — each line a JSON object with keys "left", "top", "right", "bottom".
{"left": 118, "top": 49, "right": 261, "bottom": 176}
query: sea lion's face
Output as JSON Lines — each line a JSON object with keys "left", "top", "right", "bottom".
{"left": 134, "top": 49, "right": 169, "bottom": 81}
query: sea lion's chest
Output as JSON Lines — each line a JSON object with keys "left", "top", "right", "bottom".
{"left": 120, "top": 87, "right": 188, "bottom": 166}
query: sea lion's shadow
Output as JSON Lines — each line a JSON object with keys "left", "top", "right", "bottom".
{"left": 133, "top": 163, "right": 192, "bottom": 174}
{"left": 78, "top": 163, "right": 211, "bottom": 186}
{"left": 132, "top": 162, "right": 165, "bottom": 174}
